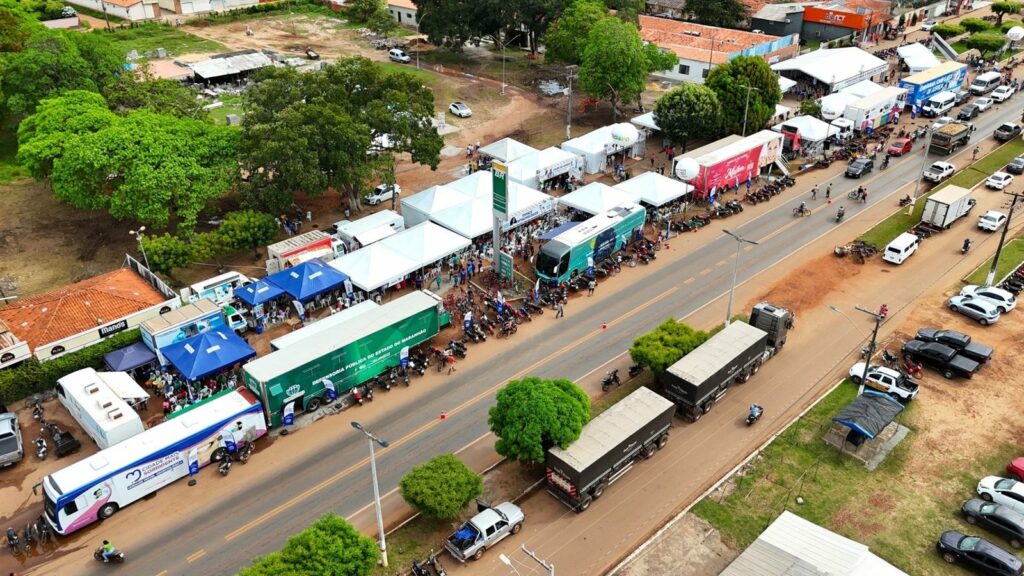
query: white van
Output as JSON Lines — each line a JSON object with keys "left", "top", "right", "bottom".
{"left": 388, "top": 48, "right": 411, "bottom": 63}
{"left": 882, "top": 232, "right": 921, "bottom": 265}
{"left": 922, "top": 91, "right": 956, "bottom": 118}
{"left": 970, "top": 71, "right": 1002, "bottom": 95}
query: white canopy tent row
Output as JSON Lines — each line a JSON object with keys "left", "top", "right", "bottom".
{"left": 896, "top": 42, "right": 940, "bottom": 74}
{"left": 505, "top": 147, "right": 585, "bottom": 190}
{"left": 329, "top": 222, "right": 470, "bottom": 293}
{"left": 401, "top": 184, "right": 470, "bottom": 227}
{"left": 558, "top": 182, "right": 640, "bottom": 216}
{"left": 613, "top": 172, "right": 692, "bottom": 207}
{"left": 772, "top": 47, "right": 888, "bottom": 93}
{"left": 477, "top": 137, "right": 539, "bottom": 164}
{"left": 562, "top": 123, "right": 645, "bottom": 174}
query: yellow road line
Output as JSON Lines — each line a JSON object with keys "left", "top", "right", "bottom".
{"left": 186, "top": 550, "right": 206, "bottom": 563}
{"left": 226, "top": 286, "right": 679, "bottom": 541}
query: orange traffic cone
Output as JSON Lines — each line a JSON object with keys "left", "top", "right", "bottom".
{"left": 602, "top": 321, "right": 608, "bottom": 330}
{"left": 439, "top": 410, "right": 447, "bottom": 421}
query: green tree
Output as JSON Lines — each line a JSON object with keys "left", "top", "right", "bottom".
{"left": 799, "top": 99, "right": 822, "bottom": 117}
{"left": 239, "top": 514, "right": 378, "bottom": 576}
{"left": 992, "top": 1, "right": 1021, "bottom": 25}
{"left": 142, "top": 233, "right": 191, "bottom": 275}
{"left": 706, "top": 55, "right": 782, "bottom": 136}
{"left": 1, "top": 29, "right": 101, "bottom": 115}
{"left": 241, "top": 58, "right": 442, "bottom": 212}
{"left": 580, "top": 17, "right": 672, "bottom": 121}
{"left": 414, "top": 0, "right": 505, "bottom": 50}
{"left": 189, "top": 231, "right": 230, "bottom": 265}
{"left": 931, "top": 23, "right": 965, "bottom": 38}
{"left": 1001, "top": 19, "right": 1023, "bottom": 32}
{"left": 605, "top": 0, "right": 643, "bottom": 22}
{"left": 0, "top": 5, "right": 39, "bottom": 52}
{"left": 629, "top": 319, "right": 710, "bottom": 374}
{"left": 50, "top": 111, "right": 240, "bottom": 233}
{"left": 16, "top": 90, "right": 117, "bottom": 179}
{"left": 349, "top": 0, "right": 385, "bottom": 21}
{"left": 960, "top": 17, "right": 992, "bottom": 33}
{"left": 400, "top": 454, "right": 484, "bottom": 519}
{"left": 966, "top": 31, "right": 1008, "bottom": 55}
{"left": 367, "top": 8, "right": 399, "bottom": 36}
{"left": 218, "top": 210, "right": 278, "bottom": 257}
{"left": 488, "top": 377, "right": 590, "bottom": 464}
{"left": 910, "top": 12, "right": 918, "bottom": 26}
{"left": 683, "top": 0, "right": 748, "bottom": 28}
{"left": 103, "top": 67, "right": 207, "bottom": 118}
{"left": 544, "top": 0, "right": 607, "bottom": 64}
{"left": 653, "top": 83, "right": 721, "bottom": 151}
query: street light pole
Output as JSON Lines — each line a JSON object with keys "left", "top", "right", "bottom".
{"left": 501, "top": 33, "right": 522, "bottom": 96}
{"left": 565, "top": 65, "right": 578, "bottom": 140}
{"left": 722, "top": 229, "right": 759, "bottom": 326}
{"left": 499, "top": 554, "right": 524, "bottom": 576}
{"left": 351, "top": 421, "right": 390, "bottom": 568}
{"left": 910, "top": 128, "right": 933, "bottom": 202}
{"left": 985, "top": 190, "right": 1021, "bottom": 286}
{"left": 129, "top": 227, "right": 150, "bottom": 270}
{"left": 521, "top": 544, "right": 555, "bottom": 576}
{"left": 741, "top": 85, "right": 759, "bottom": 137}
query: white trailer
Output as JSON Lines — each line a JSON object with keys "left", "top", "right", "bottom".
{"left": 56, "top": 368, "right": 147, "bottom": 449}
{"left": 265, "top": 230, "right": 345, "bottom": 274}
{"left": 843, "top": 86, "right": 907, "bottom": 133}
{"left": 922, "top": 185, "right": 974, "bottom": 229}
{"left": 334, "top": 210, "right": 404, "bottom": 253}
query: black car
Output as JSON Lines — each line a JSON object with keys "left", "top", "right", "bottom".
{"left": 915, "top": 328, "right": 993, "bottom": 363}
{"left": 959, "top": 104, "right": 981, "bottom": 121}
{"left": 956, "top": 90, "right": 972, "bottom": 105}
{"left": 937, "top": 530, "right": 1024, "bottom": 575}
{"left": 995, "top": 123, "right": 1023, "bottom": 142}
{"left": 902, "top": 339, "right": 980, "bottom": 379}
{"left": 846, "top": 158, "right": 874, "bottom": 178}
{"left": 963, "top": 499, "right": 1024, "bottom": 549}
{"left": 1007, "top": 157, "right": 1024, "bottom": 175}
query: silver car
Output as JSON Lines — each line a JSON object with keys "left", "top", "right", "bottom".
{"left": 949, "top": 296, "right": 1001, "bottom": 325}
{"left": 961, "top": 285, "right": 1017, "bottom": 313}
{"left": 0, "top": 413, "right": 23, "bottom": 468}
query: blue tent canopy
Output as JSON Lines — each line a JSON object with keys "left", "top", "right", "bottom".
{"left": 162, "top": 328, "right": 255, "bottom": 381}
{"left": 235, "top": 278, "right": 286, "bottom": 306}
{"left": 266, "top": 259, "right": 348, "bottom": 303}
{"left": 832, "top": 390, "right": 904, "bottom": 440}
{"left": 538, "top": 221, "right": 580, "bottom": 240}
{"left": 104, "top": 342, "right": 157, "bottom": 372}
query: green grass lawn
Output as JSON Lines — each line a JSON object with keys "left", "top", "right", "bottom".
{"left": 965, "top": 238, "right": 1024, "bottom": 284}
{"left": 692, "top": 382, "right": 1021, "bottom": 574}
{"left": 207, "top": 93, "right": 245, "bottom": 125}
{"left": 101, "top": 23, "right": 225, "bottom": 57}
{"left": 859, "top": 138, "right": 1024, "bottom": 247}
{"left": 0, "top": 121, "right": 27, "bottom": 185}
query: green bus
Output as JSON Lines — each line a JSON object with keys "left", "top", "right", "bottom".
{"left": 243, "top": 290, "right": 441, "bottom": 427}
{"left": 536, "top": 204, "right": 647, "bottom": 285}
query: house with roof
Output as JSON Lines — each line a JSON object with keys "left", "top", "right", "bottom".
{"left": 639, "top": 15, "right": 800, "bottom": 84}
{"left": 801, "top": 0, "right": 892, "bottom": 42}
{"left": 388, "top": 0, "right": 418, "bottom": 27}
{"left": 751, "top": 2, "right": 823, "bottom": 37}
{"left": 0, "top": 264, "right": 180, "bottom": 365}
{"left": 645, "top": 0, "right": 686, "bottom": 19}
{"left": 64, "top": 0, "right": 161, "bottom": 22}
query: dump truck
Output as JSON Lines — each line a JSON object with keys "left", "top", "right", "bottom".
{"left": 930, "top": 122, "right": 972, "bottom": 155}
{"left": 660, "top": 303, "right": 791, "bottom": 421}
{"left": 545, "top": 387, "right": 674, "bottom": 512}
{"left": 921, "top": 185, "right": 974, "bottom": 229}
{"left": 243, "top": 290, "right": 442, "bottom": 427}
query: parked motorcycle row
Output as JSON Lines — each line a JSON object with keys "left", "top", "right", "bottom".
{"left": 350, "top": 347, "right": 436, "bottom": 407}
{"left": 411, "top": 548, "right": 447, "bottom": 575}
{"left": 6, "top": 516, "right": 57, "bottom": 557}
{"left": 743, "top": 177, "right": 795, "bottom": 206}
{"left": 997, "top": 262, "right": 1024, "bottom": 295}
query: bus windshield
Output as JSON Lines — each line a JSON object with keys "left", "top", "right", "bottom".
{"left": 536, "top": 250, "right": 563, "bottom": 277}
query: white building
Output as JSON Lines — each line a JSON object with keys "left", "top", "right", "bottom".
{"left": 387, "top": 0, "right": 417, "bottom": 27}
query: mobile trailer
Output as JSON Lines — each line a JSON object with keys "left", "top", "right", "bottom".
{"left": 535, "top": 204, "right": 646, "bottom": 285}
{"left": 898, "top": 61, "right": 968, "bottom": 110}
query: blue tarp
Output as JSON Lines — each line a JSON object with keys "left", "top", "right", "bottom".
{"left": 162, "top": 328, "right": 256, "bottom": 381}
{"left": 266, "top": 259, "right": 348, "bottom": 303}
{"left": 104, "top": 342, "right": 157, "bottom": 371}
{"left": 831, "top": 390, "right": 904, "bottom": 440}
{"left": 538, "top": 221, "right": 580, "bottom": 240}
{"left": 235, "top": 278, "right": 286, "bottom": 306}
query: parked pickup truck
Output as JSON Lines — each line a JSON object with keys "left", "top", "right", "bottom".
{"left": 902, "top": 339, "right": 980, "bottom": 379}
{"left": 995, "top": 122, "right": 1023, "bottom": 142}
{"left": 849, "top": 363, "right": 920, "bottom": 402}
{"left": 0, "top": 412, "right": 23, "bottom": 468}
{"left": 922, "top": 161, "right": 956, "bottom": 183}
{"left": 444, "top": 501, "right": 524, "bottom": 562}
{"left": 915, "top": 328, "right": 994, "bottom": 363}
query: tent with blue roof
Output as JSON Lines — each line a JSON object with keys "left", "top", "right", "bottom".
{"left": 234, "top": 278, "right": 286, "bottom": 306}
{"left": 266, "top": 259, "right": 348, "bottom": 303}
{"left": 162, "top": 328, "right": 256, "bottom": 381}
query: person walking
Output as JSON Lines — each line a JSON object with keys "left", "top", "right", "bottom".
{"left": 588, "top": 279, "right": 596, "bottom": 296}
{"left": 811, "top": 184, "right": 818, "bottom": 200}
{"left": 555, "top": 299, "right": 565, "bottom": 318}
{"left": 973, "top": 146, "right": 980, "bottom": 161}
{"left": 825, "top": 183, "right": 832, "bottom": 200}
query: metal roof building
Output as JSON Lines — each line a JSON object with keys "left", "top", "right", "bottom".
{"left": 720, "top": 511, "right": 907, "bottom": 576}
{"left": 190, "top": 50, "right": 274, "bottom": 82}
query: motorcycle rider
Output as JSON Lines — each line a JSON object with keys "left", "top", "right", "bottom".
{"left": 100, "top": 540, "right": 116, "bottom": 562}
{"left": 962, "top": 238, "right": 973, "bottom": 253}
{"left": 836, "top": 206, "right": 846, "bottom": 221}
{"left": 798, "top": 201, "right": 807, "bottom": 215}
{"left": 749, "top": 404, "right": 763, "bottom": 419}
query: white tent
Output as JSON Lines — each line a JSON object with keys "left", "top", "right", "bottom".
{"left": 382, "top": 222, "right": 470, "bottom": 266}
{"left": 329, "top": 243, "right": 420, "bottom": 292}
{"left": 843, "top": 79, "right": 883, "bottom": 99}
{"left": 772, "top": 104, "right": 792, "bottom": 123}
{"left": 477, "top": 138, "right": 538, "bottom": 164}
{"left": 400, "top": 184, "right": 471, "bottom": 227}
{"left": 429, "top": 200, "right": 494, "bottom": 239}
{"left": 446, "top": 171, "right": 493, "bottom": 200}
{"left": 558, "top": 182, "right": 640, "bottom": 216}
{"left": 562, "top": 123, "right": 645, "bottom": 174}
{"left": 429, "top": 183, "right": 555, "bottom": 238}
{"left": 778, "top": 75, "right": 797, "bottom": 93}
{"left": 613, "top": 172, "right": 692, "bottom": 207}
{"left": 630, "top": 112, "right": 660, "bottom": 131}
{"left": 772, "top": 115, "right": 840, "bottom": 143}
{"left": 772, "top": 47, "right": 888, "bottom": 92}
{"left": 897, "top": 42, "right": 940, "bottom": 74}
{"left": 506, "top": 147, "right": 584, "bottom": 189}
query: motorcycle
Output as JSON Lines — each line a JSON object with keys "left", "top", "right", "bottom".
{"left": 219, "top": 455, "right": 232, "bottom": 476}
{"left": 429, "top": 549, "right": 448, "bottom": 576}
{"left": 835, "top": 208, "right": 846, "bottom": 223}
{"left": 34, "top": 436, "right": 47, "bottom": 460}
{"left": 7, "top": 527, "right": 20, "bottom": 556}
{"left": 961, "top": 238, "right": 973, "bottom": 255}
{"left": 628, "top": 363, "right": 644, "bottom": 378}
{"left": 746, "top": 405, "right": 763, "bottom": 426}
{"left": 94, "top": 545, "right": 126, "bottom": 563}
{"left": 353, "top": 384, "right": 373, "bottom": 405}
{"left": 23, "top": 522, "right": 36, "bottom": 553}
{"left": 898, "top": 195, "right": 912, "bottom": 207}
{"left": 32, "top": 402, "right": 43, "bottom": 422}
{"left": 411, "top": 558, "right": 431, "bottom": 576}
{"left": 600, "top": 369, "right": 621, "bottom": 392}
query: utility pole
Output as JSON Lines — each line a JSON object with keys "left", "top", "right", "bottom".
{"left": 520, "top": 544, "right": 555, "bottom": 576}
{"left": 723, "top": 230, "right": 759, "bottom": 326}
{"left": 565, "top": 65, "right": 578, "bottom": 140}
{"left": 910, "top": 128, "right": 933, "bottom": 203}
{"left": 985, "top": 190, "right": 1022, "bottom": 286}
{"left": 741, "top": 85, "right": 759, "bottom": 137}
{"left": 853, "top": 305, "right": 883, "bottom": 396}
{"left": 351, "top": 422, "right": 389, "bottom": 568}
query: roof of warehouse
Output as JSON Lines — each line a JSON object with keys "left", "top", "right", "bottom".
{"left": 190, "top": 50, "right": 274, "bottom": 80}
{"left": 639, "top": 15, "right": 784, "bottom": 64}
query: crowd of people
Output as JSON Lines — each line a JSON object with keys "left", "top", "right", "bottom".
{"left": 144, "top": 367, "right": 242, "bottom": 417}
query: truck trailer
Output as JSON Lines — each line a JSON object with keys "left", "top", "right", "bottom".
{"left": 545, "top": 387, "right": 675, "bottom": 512}
{"left": 243, "top": 290, "right": 442, "bottom": 426}
{"left": 660, "top": 303, "right": 791, "bottom": 421}
{"left": 921, "top": 185, "right": 975, "bottom": 229}
{"left": 265, "top": 230, "right": 345, "bottom": 274}
{"left": 535, "top": 204, "right": 646, "bottom": 285}
{"left": 898, "top": 61, "right": 968, "bottom": 110}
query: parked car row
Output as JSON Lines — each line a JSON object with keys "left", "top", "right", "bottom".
{"left": 949, "top": 284, "right": 1017, "bottom": 325}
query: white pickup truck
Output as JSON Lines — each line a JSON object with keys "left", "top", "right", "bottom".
{"left": 922, "top": 161, "right": 955, "bottom": 183}
{"left": 444, "top": 501, "right": 524, "bottom": 562}
{"left": 849, "top": 363, "right": 920, "bottom": 402}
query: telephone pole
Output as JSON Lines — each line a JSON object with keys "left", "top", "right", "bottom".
{"left": 565, "top": 65, "right": 578, "bottom": 140}
{"left": 985, "top": 190, "right": 1022, "bottom": 286}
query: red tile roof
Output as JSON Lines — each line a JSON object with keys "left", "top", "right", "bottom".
{"left": 639, "top": 15, "right": 783, "bottom": 63}
{"left": 388, "top": 0, "right": 417, "bottom": 10}
{"left": 0, "top": 268, "right": 168, "bottom": 351}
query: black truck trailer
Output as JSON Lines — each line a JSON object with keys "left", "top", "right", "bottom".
{"left": 660, "top": 303, "right": 791, "bottom": 421}
{"left": 545, "top": 387, "right": 675, "bottom": 512}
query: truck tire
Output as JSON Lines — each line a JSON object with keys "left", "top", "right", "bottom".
{"left": 736, "top": 369, "right": 751, "bottom": 383}
{"left": 751, "top": 360, "right": 762, "bottom": 374}
{"left": 657, "top": 433, "right": 669, "bottom": 450}
{"left": 306, "top": 396, "right": 322, "bottom": 412}
{"left": 702, "top": 401, "right": 713, "bottom": 414}
{"left": 641, "top": 444, "right": 656, "bottom": 459}
{"left": 98, "top": 502, "right": 119, "bottom": 520}
{"left": 592, "top": 482, "right": 607, "bottom": 499}
{"left": 211, "top": 447, "right": 228, "bottom": 463}
{"left": 943, "top": 369, "right": 955, "bottom": 379}
{"left": 473, "top": 547, "right": 485, "bottom": 561}
{"left": 578, "top": 495, "right": 593, "bottom": 512}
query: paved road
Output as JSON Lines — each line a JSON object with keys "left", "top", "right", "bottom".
{"left": 28, "top": 99, "right": 1023, "bottom": 576}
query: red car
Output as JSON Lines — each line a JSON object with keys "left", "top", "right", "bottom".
{"left": 888, "top": 138, "right": 913, "bottom": 156}
{"left": 1009, "top": 457, "right": 1024, "bottom": 481}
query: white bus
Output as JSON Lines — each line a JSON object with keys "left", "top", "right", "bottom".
{"left": 41, "top": 389, "right": 266, "bottom": 536}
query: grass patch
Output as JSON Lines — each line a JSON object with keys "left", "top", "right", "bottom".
{"left": 592, "top": 371, "right": 654, "bottom": 417}
{"left": 0, "top": 121, "right": 27, "bottom": 185}
{"left": 377, "top": 61, "right": 435, "bottom": 84}
{"left": 101, "top": 22, "right": 225, "bottom": 57}
{"left": 692, "top": 382, "right": 1021, "bottom": 574}
{"left": 71, "top": 5, "right": 125, "bottom": 23}
{"left": 965, "top": 238, "right": 1024, "bottom": 284}
{"left": 369, "top": 516, "right": 449, "bottom": 576}
{"left": 207, "top": 93, "right": 245, "bottom": 125}
{"left": 859, "top": 138, "right": 1024, "bottom": 247}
